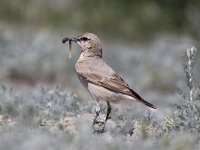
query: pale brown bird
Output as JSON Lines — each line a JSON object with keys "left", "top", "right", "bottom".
{"left": 62, "top": 33, "right": 156, "bottom": 131}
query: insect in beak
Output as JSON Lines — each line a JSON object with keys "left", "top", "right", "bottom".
{"left": 62, "top": 37, "right": 78, "bottom": 59}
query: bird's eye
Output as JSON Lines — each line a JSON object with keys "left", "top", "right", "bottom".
{"left": 81, "top": 37, "right": 89, "bottom": 41}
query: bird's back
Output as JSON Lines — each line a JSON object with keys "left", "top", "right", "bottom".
{"left": 75, "top": 56, "right": 136, "bottom": 98}
{"left": 75, "top": 55, "right": 156, "bottom": 109}
{"left": 76, "top": 56, "right": 115, "bottom": 77}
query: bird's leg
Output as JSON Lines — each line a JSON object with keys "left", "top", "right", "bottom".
{"left": 105, "top": 101, "right": 111, "bottom": 122}
{"left": 102, "top": 101, "right": 112, "bottom": 131}
{"left": 92, "top": 102, "right": 100, "bottom": 126}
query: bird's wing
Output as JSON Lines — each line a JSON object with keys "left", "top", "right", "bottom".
{"left": 75, "top": 58, "right": 156, "bottom": 109}
{"left": 76, "top": 58, "right": 142, "bottom": 100}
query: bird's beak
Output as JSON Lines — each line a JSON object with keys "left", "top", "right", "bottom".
{"left": 62, "top": 37, "right": 79, "bottom": 44}
{"left": 70, "top": 37, "right": 79, "bottom": 42}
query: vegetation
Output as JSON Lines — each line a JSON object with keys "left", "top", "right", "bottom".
{"left": 0, "top": 47, "right": 200, "bottom": 150}
{"left": 0, "top": 0, "right": 200, "bottom": 40}
{"left": 0, "top": 1, "right": 200, "bottom": 149}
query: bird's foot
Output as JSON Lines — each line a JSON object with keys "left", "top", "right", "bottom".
{"left": 92, "top": 119, "right": 106, "bottom": 134}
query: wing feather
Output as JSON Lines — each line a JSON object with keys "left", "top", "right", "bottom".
{"left": 75, "top": 58, "right": 156, "bottom": 109}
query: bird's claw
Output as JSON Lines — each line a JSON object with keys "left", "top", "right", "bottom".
{"left": 92, "top": 121, "right": 106, "bottom": 134}
{"left": 92, "top": 117, "right": 107, "bottom": 133}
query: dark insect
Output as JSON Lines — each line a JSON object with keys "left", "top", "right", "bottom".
{"left": 62, "top": 37, "right": 72, "bottom": 59}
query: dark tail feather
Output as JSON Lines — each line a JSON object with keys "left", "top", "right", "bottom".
{"left": 139, "top": 98, "right": 157, "bottom": 109}
{"left": 129, "top": 89, "right": 157, "bottom": 109}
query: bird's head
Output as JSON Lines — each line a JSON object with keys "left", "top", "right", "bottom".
{"left": 62, "top": 32, "right": 102, "bottom": 57}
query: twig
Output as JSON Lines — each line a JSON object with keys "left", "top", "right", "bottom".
{"left": 184, "top": 47, "right": 197, "bottom": 102}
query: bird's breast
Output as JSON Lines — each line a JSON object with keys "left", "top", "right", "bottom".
{"left": 76, "top": 73, "right": 88, "bottom": 89}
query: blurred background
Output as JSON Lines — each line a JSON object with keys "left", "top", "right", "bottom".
{"left": 1, "top": 1, "right": 200, "bottom": 149}
{"left": 0, "top": 0, "right": 200, "bottom": 111}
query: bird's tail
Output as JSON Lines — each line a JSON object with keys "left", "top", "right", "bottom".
{"left": 129, "top": 89, "right": 157, "bottom": 109}
{"left": 138, "top": 98, "right": 157, "bottom": 109}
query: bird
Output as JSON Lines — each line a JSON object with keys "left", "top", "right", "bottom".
{"left": 62, "top": 32, "right": 156, "bottom": 132}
